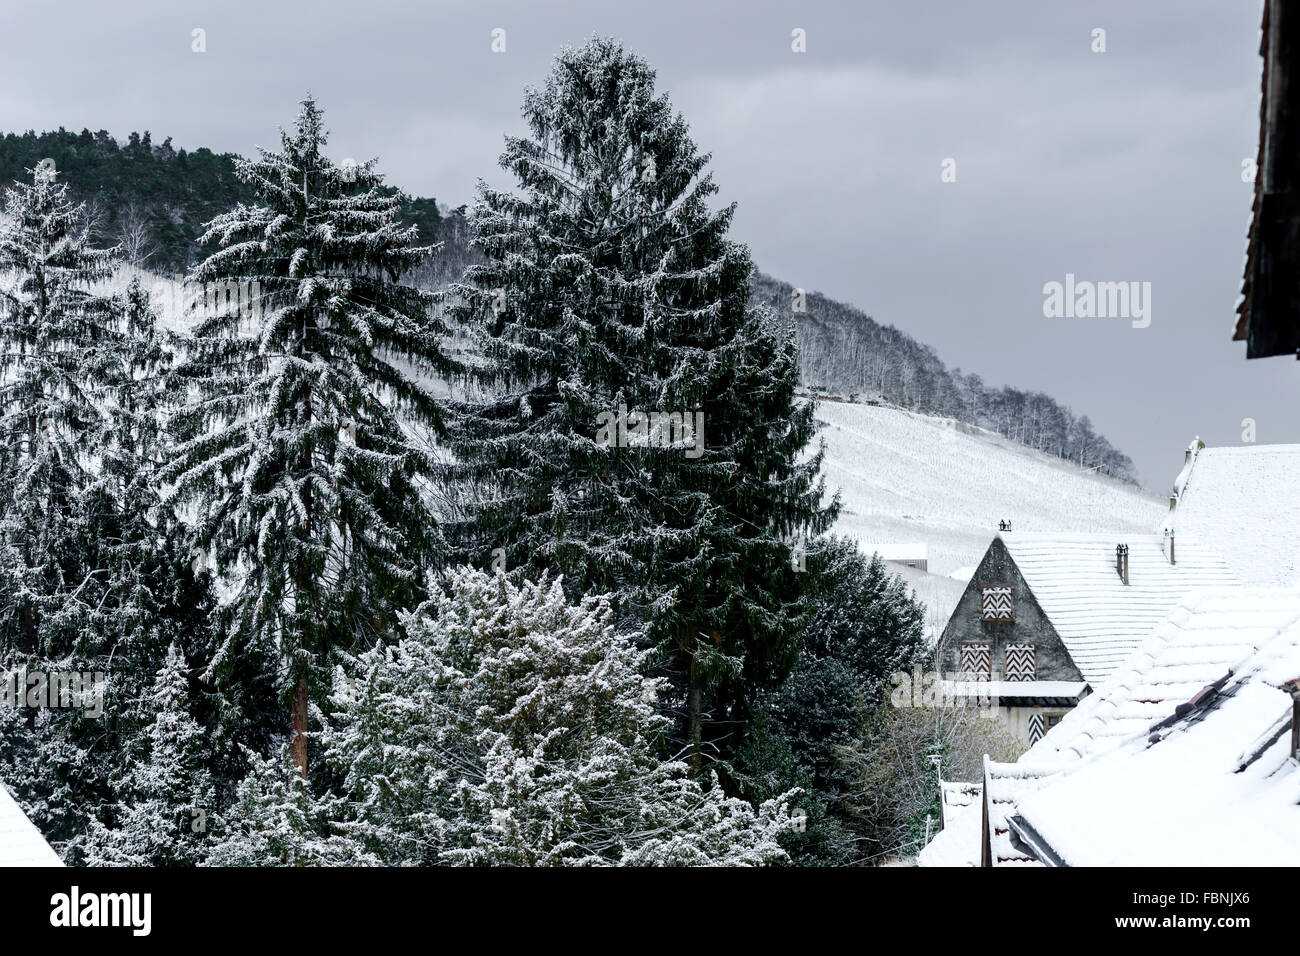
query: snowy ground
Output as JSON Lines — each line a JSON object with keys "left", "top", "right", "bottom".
{"left": 811, "top": 399, "right": 1166, "bottom": 641}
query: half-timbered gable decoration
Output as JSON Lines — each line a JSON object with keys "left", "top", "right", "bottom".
{"left": 959, "top": 642, "right": 991, "bottom": 679}
{"left": 1005, "top": 643, "right": 1036, "bottom": 681}
{"left": 1026, "top": 713, "right": 1045, "bottom": 746}
{"left": 980, "top": 586, "right": 1014, "bottom": 622}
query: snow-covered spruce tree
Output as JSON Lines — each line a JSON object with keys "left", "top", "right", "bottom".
{"left": 89, "top": 278, "right": 209, "bottom": 654}
{"left": 0, "top": 176, "right": 212, "bottom": 857}
{"left": 0, "top": 168, "right": 127, "bottom": 846}
{"left": 82, "top": 644, "right": 215, "bottom": 866}
{"left": 162, "top": 98, "right": 455, "bottom": 778}
{"left": 65, "top": 278, "right": 220, "bottom": 862}
{"left": 0, "top": 167, "right": 120, "bottom": 661}
{"left": 671, "top": 305, "right": 836, "bottom": 754}
{"left": 89, "top": 277, "right": 215, "bottom": 671}
{"left": 204, "top": 744, "right": 375, "bottom": 867}
{"left": 318, "top": 568, "right": 797, "bottom": 866}
{"left": 444, "top": 37, "right": 833, "bottom": 761}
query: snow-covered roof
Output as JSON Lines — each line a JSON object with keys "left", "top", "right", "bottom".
{"left": 1000, "top": 532, "right": 1238, "bottom": 685}
{"left": 1026, "top": 586, "right": 1300, "bottom": 763}
{"left": 939, "top": 780, "right": 981, "bottom": 825}
{"left": 1010, "top": 607, "right": 1300, "bottom": 865}
{"left": 981, "top": 757, "right": 1061, "bottom": 867}
{"left": 0, "top": 782, "right": 62, "bottom": 866}
{"left": 918, "top": 786, "right": 983, "bottom": 868}
{"left": 869, "top": 543, "right": 928, "bottom": 562}
{"left": 1163, "top": 443, "right": 1300, "bottom": 587}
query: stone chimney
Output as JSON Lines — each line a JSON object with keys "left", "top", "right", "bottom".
{"left": 1115, "top": 544, "right": 1130, "bottom": 585}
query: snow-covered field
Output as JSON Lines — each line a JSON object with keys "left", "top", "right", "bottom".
{"left": 812, "top": 399, "right": 1166, "bottom": 639}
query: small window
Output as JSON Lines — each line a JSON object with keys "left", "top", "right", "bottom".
{"left": 1005, "top": 643, "right": 1036, "bottom": 681}
{"left": 1045, "top": 713, "right": 1064, "bottom": 730}
{"left": 959, "top": 642, "right": 992, "bottom": 679}
{"left": 1028, "top": 712, "right": 1045, "bottom": 745}
{"left": 980, "top": 586, "right": 1014, "bottom": 622}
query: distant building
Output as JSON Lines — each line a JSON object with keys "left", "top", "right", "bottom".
{"left": 871, "top": 543, "right": 927, "bottom": 572}
{"left": 926, "top": 587, "right": 1300, "bottom": 866}
{"left": 935, "top": 531, "right": 1237, "bottom": 746}
{"left": 0, "top": 782, "right": 63, "bottom": 866}
{"left": 980, "top": 587, "right": 1300, "bottom": 866}
{"left": 1163, "top": 438, "right": 1300, "bottom": 586}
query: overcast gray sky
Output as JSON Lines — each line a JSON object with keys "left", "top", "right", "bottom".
{"left": 0, "top": 0, "right": 1292, "bottom": 487}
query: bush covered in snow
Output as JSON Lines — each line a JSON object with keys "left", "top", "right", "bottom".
{"left": 313, "top": 568, "right": 798, "bottom": 866}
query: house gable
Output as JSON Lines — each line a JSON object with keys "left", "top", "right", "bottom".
{"left": 995, "top": 532, "right": 1237, "bottom": 685}
{"left": 937, "top": 536, "right": 1086, "bottom": 686}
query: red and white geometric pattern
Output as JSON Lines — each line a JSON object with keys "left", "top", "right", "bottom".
{"left": 959, "top": 642, "right": 992, "bottom": 679}
{"left": 1005, "top": 643, "right": 1036, "bottom": 681}
{"left": 981, "top": 586, "right": 1014, "bottom": 621}
{"left": 1028, "top": 712, "right": 1045, "bottom": 745}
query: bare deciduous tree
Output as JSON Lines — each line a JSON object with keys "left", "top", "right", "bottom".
{"left": 839, "top": 703, "right": 1023, "bottom": 864}
{"left": 117, "top": 203, "right": 156, "bottom": 267}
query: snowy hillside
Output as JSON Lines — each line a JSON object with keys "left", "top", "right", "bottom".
{"left": 125, "top": 261, "right": 1166, "bottom": 642}
{"left": 812, "top": 399, "right": 1166, "bottom": 638}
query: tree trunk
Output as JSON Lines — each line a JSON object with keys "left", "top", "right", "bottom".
{"left": 687, "top": 646, "right": 702, "bottom": 772}
{"left": 290, "top": 671, "right": 309, "bottom": 778}
{"left": 292, "top": 344, "right": 315, "bottom": 781}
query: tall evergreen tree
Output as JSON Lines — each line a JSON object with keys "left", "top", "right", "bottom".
{"left": 0, "top": 175, "right": 212, "bottom": 850}
{"left": 0, "top": 166, "right": 120, "bottom": 660}
{"left": 444, "top": 38, "right": 833, "bottom": 760}
{"left": 0, "top": 168, "right": 126, "bottom": 846}
{"left": 676, "top": 306, "right": 836, "bottom": 754}
{"left": 163, "top": 98, "right": 455, "bottom": 777}
{"left": 68, "top": 278, "right": 221, "bottom": 862}
{"left": 83, "top": 277, "right": 214, "bottom": 664}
